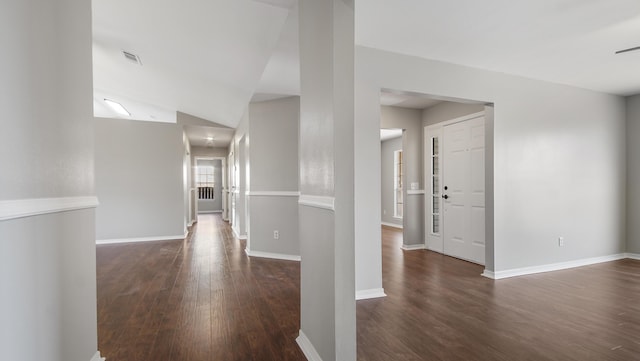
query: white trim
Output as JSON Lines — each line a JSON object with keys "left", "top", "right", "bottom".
{"left": 97, "top": 233, "right": 186, "bottom": 245}
{"left": 356, "top": 288, "right": 387, "bottom": 300}
{"left": 188, "top": 220, "right": 196, "bottom": 227}
{"left": 296, "top": 330, "right": 323, "bottom": 361}
{"left": 401, "top": 243, "right": 426, "bottom": 251}
{"left": 0, "top": 196, "right": 99, "bottom": 222}
{"left": 90, "top": 351, "right": 105, "bottom": 361}
{"left": 298, "top": 195, "right": 335, "bottom": 211}
{"left": 232, "top": 227, "right": 248, "bottom": 240}
{"left": 437, "top": 111, "right": 485, "bottom": 127}
{"left": 245, "top": 249, "right": 301, "bottom": 261}
{"left": 381, "top": 221, "right": 403, "bottom": 229}
{"left": 481, "top": 270, "right": 496, "bottom": 279}
{"left": 626, "top": 253, "right": 640, "bottom": 260}
{"left": 246, "top": 191, "right": 301, "bottom": 197}
{"left": 197, "top": 210, "right": 222, "bottom": 214}
{"left": 406, "top": 189, "right": 425, "bottom": 195}
{"left": 482, "top": 253, "right": 628, "bottom": 280}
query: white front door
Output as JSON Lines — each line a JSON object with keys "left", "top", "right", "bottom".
{"left": 442, "top": 116, "right": 485, "bottom": 265}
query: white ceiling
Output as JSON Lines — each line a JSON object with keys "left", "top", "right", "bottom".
{"left": 380, "top": 92, "right": 442, "bottom": 109}
{"left": 357, "top": 0, "right": 640, "bottom": 96}
{"left": 380, "top": 128, "right": 403, "bottom": 141}
{"left": 184, "top": 125, "right": 235, "bottom": 148}
{"left": 92, "top": 0, "right": 640, "bottom": 149}
{"left": 92, "top": 0, "right": 292, "bottom": 130}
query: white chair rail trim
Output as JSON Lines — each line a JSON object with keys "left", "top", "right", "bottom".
{"left": 246, "top": 191, "right": 301, "bottom": 197}
{"left": 0, "top": 196, "right": 99, "bottom": 221}
{"left": 298, "top": 194, "right": 335, "bottom": 211}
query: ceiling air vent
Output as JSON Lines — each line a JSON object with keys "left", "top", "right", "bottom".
{"left": 122, "top": 51, "right": 142, "bottom": 65}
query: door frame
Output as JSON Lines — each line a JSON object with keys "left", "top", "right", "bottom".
{"left": 194, "top": 156, "right": 227, "bottom": 217}
{"left": 424, "top": 111, "right": 489, "bottom": 262}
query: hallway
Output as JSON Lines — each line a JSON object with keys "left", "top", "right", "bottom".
{"left": 97, "top": 215, "right": 304, "bottom": 361}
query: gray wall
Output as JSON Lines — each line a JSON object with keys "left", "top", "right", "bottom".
{"left": 299, "top": 1, "right": 356, "bottom": 360}
{"left": 0, "top": 1, "right": 99, "bottom": 360}
{"left": 191, "top": 146, "right": 228, "bottom": 158}
{"left": 95, "top": 118, "right": 185, "bottom": 241}
{"left": 627, "top": 95, "right": 640, "bottom": 254}
{"left": 381, "top": 106, "right": 424, "bottom": 246}
{"left": 355, "top": 46, "right": 626, "bottom": 279}
{"left": 247, "top": 97, "right": 300, "bottom": 257}
{"left": 381, "top": 136, "right": 403, "bottom": 227}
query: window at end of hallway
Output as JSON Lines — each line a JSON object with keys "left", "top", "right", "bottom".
{"left": 197, "top": 165, "right": 215, "bottom": 200}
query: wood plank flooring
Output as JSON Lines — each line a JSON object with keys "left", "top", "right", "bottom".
{"left": 97, "top": 215, "right": 305, "bottom": 361}
{"left": 357, "top": 225, "right": 640, "bottom": 361}
{"left": 98, "top": 217, "right": 640, "bottom": 360}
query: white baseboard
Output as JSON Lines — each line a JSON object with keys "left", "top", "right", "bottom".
{"left": 381, "top": 222, "right": 403, "bottom": 229}
{"left": 198, "top": 210, "right": 222, "bottom": 214}
{"left": 96, "top": 233, "right": 186, "bottom": 245}
{"left": 90, "top": 351, "right": 105, "bottom": 361}
{"left": 231, "top": 227, "right": 247, "bottom": 240}
{"left": 401, "top": 243, "right": 426, "bottom": 251}
{"left": 356, "top": 288, "right": 387, "bottom": 300}
{"left": 245, "top": 249, "right": 301, "bottom": 261}
{"left": 296, "top": 330, "right": 323, "bottom": 361}
{"left": 188, "top": 220, "right": 196, "bottom": 227}
{"left": 482, "top": 253, "right": 628, "bottom": 279}
{"left": 626, "top": 253, "right": 640, "bottom": 260}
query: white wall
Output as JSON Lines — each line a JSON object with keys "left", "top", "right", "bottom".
{"left": 627, "top": 94, "right": 640, "bottom": 254}
{"left": 0, "top": 1, "right": 99, "bottom": 360}
{"left": 381, "top": 136, "right": 403, "bottom": 227}
{"left": 95, "top": 118, "right": 186, "bottom": 241}
{"left": 422, "top": 101, "right": 486, "bottom": 127}
{"left": 246, "top": 97, "right": 300, "bottom": 258}
{"left": 356, "top": 46, "right": 626, "bottom": 278}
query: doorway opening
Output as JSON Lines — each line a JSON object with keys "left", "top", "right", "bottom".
{"left": 380, "top": 128, "right": 404, "bottom": 230}
{"left": 194, "top": 157, "right": 227, "bottom": 216}
{"left": 379, "top": 89, "right": 493, "bottom": 267}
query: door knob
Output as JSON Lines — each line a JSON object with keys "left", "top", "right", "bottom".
{"left": 442, "top": 194, "right": 449, "bottom": 199}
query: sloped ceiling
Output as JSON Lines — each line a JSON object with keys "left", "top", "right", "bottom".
{"left": 93, "top": 0, "right": 640, "bottom": 141}
{"left": 92, "top": 0, "right": 291, "bottom": 128}
{"left": 356, "top": 0, "right": 640, "bottom": 96}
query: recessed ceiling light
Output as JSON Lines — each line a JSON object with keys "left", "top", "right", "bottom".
{"left": 104, "top": 99, "right": 130, "bottom": 116}
{"left": 206, "top": 136, "right": 214, "bottom": 141}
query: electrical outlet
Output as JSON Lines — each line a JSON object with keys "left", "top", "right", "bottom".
{"left": 273, "top": 230, "right": 280, "bottom": 240}
{"left": 558, "top": 236, "right": 564, "bottom": 247}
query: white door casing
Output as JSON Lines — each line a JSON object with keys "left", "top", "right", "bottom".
{"left": 425, "top": 125, "right": 444, "bottom": 253}
{"left": 442, "top": 115, "right": 485, "bottom": 265}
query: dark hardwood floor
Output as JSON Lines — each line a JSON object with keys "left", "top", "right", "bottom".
{"left": 97, "top": 215, "right": 305, "bottom": 361}
{"left": 98, "top": 216, "right": 640, "bottom": 360}
{"left": 357, "top": 225, "right": 640, "bottom": 361}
